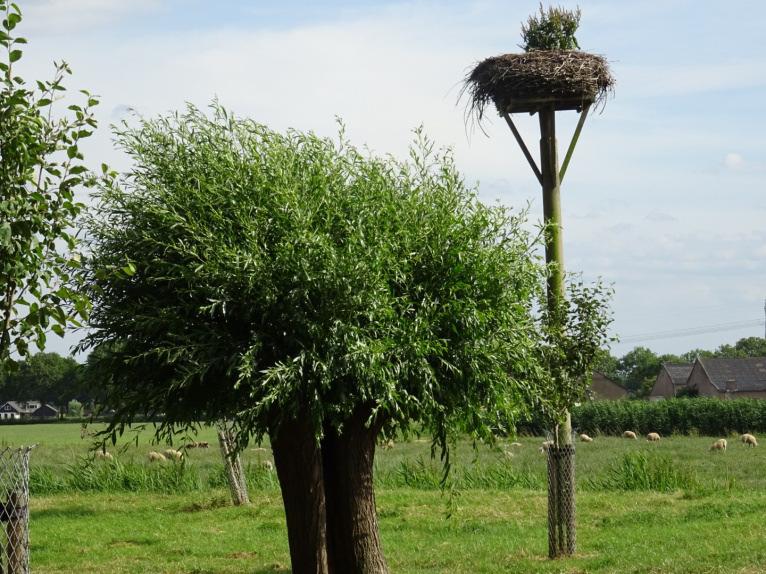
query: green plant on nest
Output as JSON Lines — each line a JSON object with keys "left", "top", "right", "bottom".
{"left": 521, "top": 3, "right": 581, "bottom": 51}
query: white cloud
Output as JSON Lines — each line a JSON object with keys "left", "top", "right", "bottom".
{"left": 724, "top": 152, "right": 745, "bottom": 170}
{"left": 22, "top": 0, "right": 160, "bottom": 34}
{"left": 645, "top": 210, "right": 677, "bottom": 222}
{"left": 619, "top": 60, "right": 766, "bottom": 99}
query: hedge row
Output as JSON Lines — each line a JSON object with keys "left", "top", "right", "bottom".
{"left": 518, "top": 398, "right": 766, "bottom": 437}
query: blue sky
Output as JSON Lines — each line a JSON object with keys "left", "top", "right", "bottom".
{"left": 17, "top": 0, "right": 766, "bottom": 358}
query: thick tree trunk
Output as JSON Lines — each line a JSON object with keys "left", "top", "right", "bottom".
{"left": 271, "top": 415, "right": 329, "bottom": 574}
{"left": 322, "top": 409, "right": 388, "bottom": 574}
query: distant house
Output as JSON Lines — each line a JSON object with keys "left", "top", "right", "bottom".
{"left": 588, "top": 372, "right": 628, "bottom": 400}
{"left": 0, "top": 401, "right": 40, "bottom": 420}
{"left": 0, "top": 401, "right": 59, "bottom": 421}
{"left": 650, "top": 363, "right": 694, "bottom": 401}
{"left": 686, "top": 357, "right": 766, "bottom": 399}
{"left": 31, "top": 404, "right": 59, "bottom": 419}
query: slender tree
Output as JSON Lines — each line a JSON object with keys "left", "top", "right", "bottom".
{"left": 79, "top": 105, "right": 610, "bottom": 573}
{"left": 0, "top": 1, "right": 97, "bottom": 368}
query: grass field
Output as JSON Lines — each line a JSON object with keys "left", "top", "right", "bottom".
{"left": 4, "top": 423, "right": 766, "bottom": 572}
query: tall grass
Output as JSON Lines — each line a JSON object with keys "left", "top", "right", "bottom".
{"left": 29, "top": 457, "right": 285, "bottom": 495}
{"left": 585, "top": 450, "right": 700, "bottom": 492}
{"left": 375, "top": 456, "right": 544, "bottom": 490}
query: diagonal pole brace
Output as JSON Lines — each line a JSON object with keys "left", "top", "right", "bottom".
{"left": 558, "top": 104, "right": 590, "bottom": 184}
{"left": 502, "top": 112, "right": 542, "bottom": 185}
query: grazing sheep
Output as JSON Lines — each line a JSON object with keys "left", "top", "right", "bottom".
{"left": 148, "top": 451, "right": 167, "bottom": 463}
{"left": 646, "top": 432, "right": 661, "bottom": 442}
{"left": 622, "top": 431, "right": 637, "bottom": 440}
{"left": 95, "top": 450, "right": 114, "bottom": 461}
{"left": 742, "top": 433, "right": 758, "bottom": 447}
{"left": 579, "top": 433, "right": 593, "bottom": 443}
{"left": 502, "top": 449, "right": 515, "bottom": 460}
{"left": 509, "top": 442, "right": 523, "bottom": 448}
{"left": 260, "top": 460, "right": 274, "bottom": 471}
{"left": 164, "top": 448, "right": 183, "bottom": 461}
{"left": 382, "top": 439, "right": 395, "bottom": 450}
{"left": 539, "top": 440, "right": 554, "bottom": 453}
{"left": 710, "top": 438, "right": 727, "bottom": 451}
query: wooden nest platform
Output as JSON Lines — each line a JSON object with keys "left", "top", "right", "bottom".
{"left": 462, "top": 50, "right": 614, "bottom": 121}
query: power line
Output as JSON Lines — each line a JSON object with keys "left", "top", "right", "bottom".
{"left": 619, "top": 318, "right": 765, "bottom": 344}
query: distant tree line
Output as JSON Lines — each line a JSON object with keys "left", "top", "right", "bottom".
{"left": 596, "top": 336, "right": 766, "bottom": 398}
{"left": 2, "top": 336, "right": 763, "bottom": 412}
{"left": 0, "top": 348, "right": 106, "bottom": 411}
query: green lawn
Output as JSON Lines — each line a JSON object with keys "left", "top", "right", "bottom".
{"left": 31, "top": 490, "right": 766, "bottom": 573}
{"left": 4, "top": 424, "right": 766, "bottom": 572}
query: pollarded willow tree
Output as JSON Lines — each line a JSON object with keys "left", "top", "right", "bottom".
{"left": 79, "top": 104, "right": 611, "bottom": 574}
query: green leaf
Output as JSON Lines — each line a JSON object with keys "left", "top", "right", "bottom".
{"left": 9, "top": 49, "right": 21, "bottom": 62}
{"left": 0, "top": 222, "right": 10, "bottom": 246}
{"left": 7, "top": 13, "right": 21, "bottom": 30}
{"left": 51, "top": 324, "right": 65, "bottom": 337}
{"left": 66, "top": 145, "right": 78, "bottom": 159}
{"left": 35, "top": 331, "right": 46, "bottom": 351}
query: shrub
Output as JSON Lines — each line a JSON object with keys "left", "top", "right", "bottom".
{"left": 560, "top": 398, "right": 766, "bottom": 436}
{"left": 521, "top": 4, "right": 581, "bottom": 51}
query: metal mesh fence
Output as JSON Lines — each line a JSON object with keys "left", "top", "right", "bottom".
{"left": 0, "top": 446, "right": 32, "bottom": 574}
{"left": 547, "top": 443, "right": 575, "bottom": 558}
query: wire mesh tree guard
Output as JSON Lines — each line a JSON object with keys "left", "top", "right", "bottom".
{"left": 0, "top": 446, "right": 33, "bottom": 574}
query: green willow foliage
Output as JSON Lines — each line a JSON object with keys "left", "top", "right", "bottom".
{"left": 0, "top": 1, "right": 97, "bottom": 366}
{"left": 79, "top": 104, "right": 610, "bottom": 453}
{"left": 521, "top": 4, "right": 582, "bottom": 51}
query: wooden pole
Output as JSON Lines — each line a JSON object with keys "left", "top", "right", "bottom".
{"left": 216, "top": 422, "right": 250, "bottom": 506}
{"left": 539, "top": 108, "right": 565, "bottom": 317}
{"left": 539, "top": 107, "right": 575, "bottom": 558}
{"left": 5, "top": 491, "right": 26, "bottom": 574}
{"left": 558, "top": 104, "right": 590, "bottom": 184}
{"left": 502, "top": 113, "right": 542, "bottom": 184}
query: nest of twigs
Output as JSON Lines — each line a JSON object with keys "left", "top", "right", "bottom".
{"left": 462, "top": 50, "right": 614, "bottom": 125}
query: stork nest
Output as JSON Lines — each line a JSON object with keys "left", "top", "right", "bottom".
{"left": 461, "top": 50, "right": 615, "bottom": 126}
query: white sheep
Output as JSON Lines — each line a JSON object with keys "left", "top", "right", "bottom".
{"left": 509, "top": 442, "right": 523, "bottom": 448}
{"left": 95, "top": 450, "right": 114, "bottom": 461}
{"left": 579, "top": 433, "right": 593, "bottom": 443}
{"left": 646, "top": 432, "right": 661, "bottom": 442}
{"left": 623, "top": 431, "right": 637, "bottom": 439}
{"left": 539, "top": 440, "right": 554, "bottom": 453}
{"left": 260, "top": 460, "right": 274, "bottom": 472}
{"left": 741, "top": 433, "right": 758, "bottom": 447}
{"left": 164, "top": 448, "right": 183, "bottom": 461}
{"left": 148, "top": 451, "right": 167, "bottom": 463}
{"left": 710, "top": 438, "right": 727, "bottom": 451}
